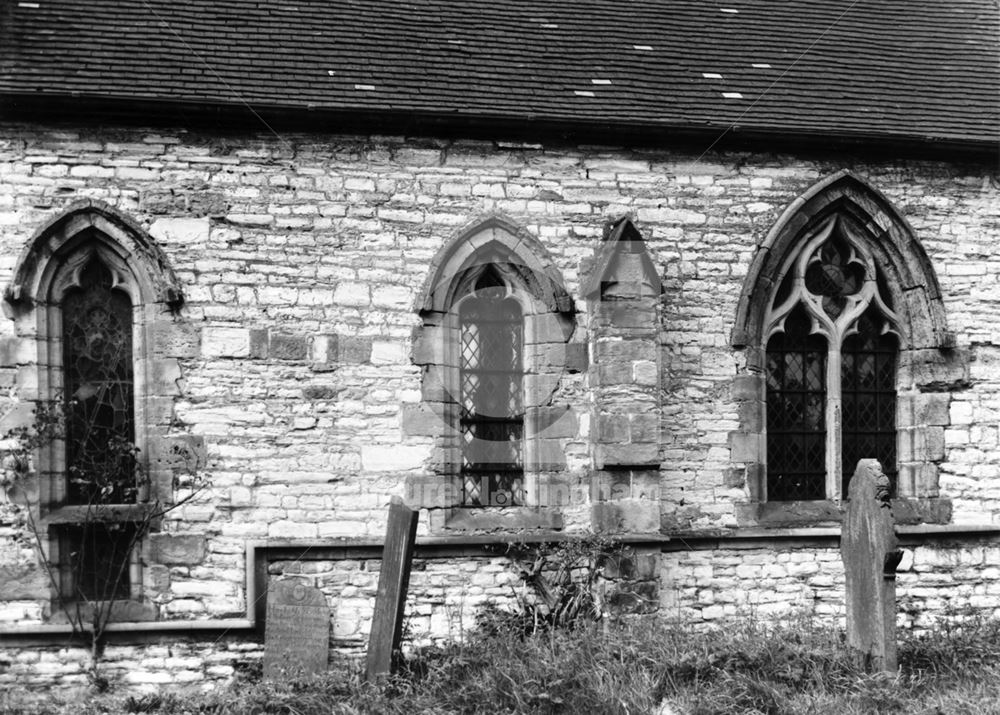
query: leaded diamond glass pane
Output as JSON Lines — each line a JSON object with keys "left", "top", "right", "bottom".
{"left": 63, "top": 259, "right": 135, "bottom": 505}
{"left": 766, "top": 304, "right": 827, "bottom": 501}
{"left": 59, "top": 522, "right": 135, "bottom": 601}
{"left": 842, "top": 309, "right": 897, "bottom": 495}
{"left": 459, "top": 287, "right": 524, "bottom": 507}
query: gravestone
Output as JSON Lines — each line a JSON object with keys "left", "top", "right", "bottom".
{"left": 365, "top": 496, "right": 419, "bottom": 681}
{"left": 841, "top": 458, "right": 903, "bottom": 673}
{"left": 264, "top": 579, "right": 330, "bottom": 680}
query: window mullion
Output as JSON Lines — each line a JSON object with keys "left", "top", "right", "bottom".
{"left": 826, "top": 342, "right": 843, "bottom": 502}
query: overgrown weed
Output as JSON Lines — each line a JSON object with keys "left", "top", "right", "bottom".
{"left": 7, "top": 612, "right": 1000, "bottom": 714}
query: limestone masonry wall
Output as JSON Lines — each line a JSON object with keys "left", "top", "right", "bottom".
{"left": 0, "top": 123, "right": 997, "bottom": 692}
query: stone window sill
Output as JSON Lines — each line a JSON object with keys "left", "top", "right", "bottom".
{"left": 433, "top": 506, "right": 565, "bottom": 533}
{"left": 739, "top": 497, "right": 952, "bottom": 528}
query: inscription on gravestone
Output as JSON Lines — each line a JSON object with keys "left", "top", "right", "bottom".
{"left": 264, "top": 579, "right": 330, "bottom": 680}
{"left": 841, "top": 458, "right": 903, "bottom": 673}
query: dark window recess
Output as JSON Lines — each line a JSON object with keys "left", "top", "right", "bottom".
{"left": 766, "top": 304, "right": 827, "bottom": 501}
{"left": 841, "top": 308, "right": 898, "bottom": 495}
{"left": 58, "top": 522, "right": 136, "bottom": 601}
{"left": 63, "top": 259, "right": 136, "bottom": 504}
{"left": 459, "top": 270, "right": 524, "bottom": 507}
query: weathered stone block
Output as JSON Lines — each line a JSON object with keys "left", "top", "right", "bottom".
{"left": 756, "top": 500, "right": 841, "bottom": 526}
{"left": 596, "top": 442, "right": 658, "bottom": 467}
{"left": 596, "top": 339, "right": 656, "bottom": 363}
{"left": 152, "top": 358, "right": 183, "bottom": 395}
{"left": 149, "top": 217, "right": 210, "bottom": 246}
{"left": 151, "top": 320, "right": 201, "bottom": 359}
{"left": 914, "top": 392, "right": 950, "bottom": 427}
{"left": 565, "top": 342, "right": 589, "bottom": 373}
{"left": 524, "top": 373, "right": 561, "bottom": 407}
{"left": 737, "top": 400, "right": 763, "bottom": 433}
{"left": 0, "top": 565, "right": 47, "bottom": 599}
{"left": 420, "top": 366, "right": 449, "bottom": 403}
{"left": 202, "top": 327, "right": 251, "bottom": 358}
{"left": 334, "top": 282, "right": 370, "bottom": 307}
{"left": 596, "top": 361, "right": 633, "bottom": 385}
{"left": 149, "top": 533, "right": 207, "bottom": 565}
{"left": 269, "top": 333, "right": 309, "bottom": 361}
{"left": 338, "top": 336, "right": 373, "bottom": 364}
{"left": 630, "top": 413, "right": 659, "bottom": 443}
{"left": 250, "top": 328, "right": 269, "bottom": 359}
{"left": 905, "top": 348, "right": 968, "bottom": 391}
{"left": 729, "top": 431, "right": 763, "bottom": 463}
{"left": 595, "top": 302, "right": 656, "bottom": 331}
{"left": 525, "top": 313, "right": 573, "bottom": 344}
{"left": 404, "top": 474, "right": 461, "bottom": 509}
{"left": 445, "top": 507, "right": 564, "bottom": 532}
{"left": 146, "top": 396, "right": 176, "bottom": 426}
{"left": 592, "top": 500, "right": 659, "bottom": 533}
{"left": 311, "top": 333, "right": 338, "bottom": 371}
{"left": 891, "top": 497, "right": 952, "bottom": 525}
{"left": 528, "top": 439, "right": 566, "bottom": 470}
{"left": 0, "top": 337, "right": 32, "bottom": 367}
{"left": 302, "top": 383, "right": 340, "bottom": 400}
{"left": 370, "top": 341, "right": 407, "bottom": 366}
{"left": 361, "top": 444, "right": 430, "bottom": 472}
{"left": 147, "top": 564, "right": 171, "bottom": 593}
{"left": 732, "top": 374, "right": 764, "bottom": 401}
{"left": 723, "top": 466, "right": 746, "bottom": 488}
{"left": 401, "top": 403, "right": 451, "bottom": 437}
{"left": 597, "top": 413, "right": 629, "bottom": 443}
{"left": 411, "top": 325, "right": 447, "bottom": 366}
{"left": 149, "top": 435, "right": 206, "bottom": 472}
{"left": 530, "top": 405, "right": 577, "bottom": 439}
{"left": 632, "top": 360, "right": 658, "bottom": 386}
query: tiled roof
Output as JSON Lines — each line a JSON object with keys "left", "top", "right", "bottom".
{"left": 1, "top": 0, "right": 997, "bottom": 146}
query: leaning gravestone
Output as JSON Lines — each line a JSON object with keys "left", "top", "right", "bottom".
{"left": 264, "top": 579, "right": 330, "bottom": 680}
{"left": 841, "top": 458, "right": 903, "bottom": 673}
{"left": 365, "top": 497, "right": 419, "bottom": 682}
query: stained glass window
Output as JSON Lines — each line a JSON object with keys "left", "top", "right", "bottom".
{"left": 63, "top": 259, "right": 136, "bottom": 505}
{"left": 459, "top": 269, "right": 524, "bottom": 507}
{"left": 766, "top": 305, "right": 827, "bottom": 501}
{"left": 841, "top": 308, "right": 897, "bottom": 495}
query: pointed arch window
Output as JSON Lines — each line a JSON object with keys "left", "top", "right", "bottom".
{"left": 63, "top": 258, "right": 137, "bottom": 505}
{"left": 4, "top": 202, "right": 186, "bottom": 609}
{"left": 458, "top": 268, "right": 524, "bottom": 507}
{"left": 410, "top": 216, "right": 576, "bottom": 529}
{"left": 764, "top": 218, "right": 899, "bottom": 501}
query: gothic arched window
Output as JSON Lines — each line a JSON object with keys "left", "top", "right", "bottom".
{"left": 4, "top": 201, "right": 185, "bottom": 607}
{"left": 733, "top": 172, "right": 953, "bottom": 522}
{"left": 410, "top": 215, "right": 576, "bottom": 530}
{"left": 63, "top": 258, "right": 137, "bottom": 505}
{"left": 764, "top": 220, "right": 900, "bottom": 501}
{"left": 458, "top": 268, "right": 524, "bottom": 507}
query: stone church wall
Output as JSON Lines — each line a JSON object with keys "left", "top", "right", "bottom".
{"left": 0, "top": 122, "right": 997, "bottom": 691}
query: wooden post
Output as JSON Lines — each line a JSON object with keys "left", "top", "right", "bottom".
{"left": 841, "top": 458, "right": 901, "bottom": 673}
{"left": 365, "top": 496, "right": 419, "bottom": 682}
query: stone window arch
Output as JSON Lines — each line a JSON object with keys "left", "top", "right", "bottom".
{"left": 408, "top": 215, "right": 579, "bottom": 532}
{"left": 731, "top": 172, "right": 957, "bottom": 525}
{"left": 4, "top": 200, "right": 185, "bottom": 604}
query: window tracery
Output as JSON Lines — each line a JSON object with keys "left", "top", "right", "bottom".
{"left": 63, "top": 258, "right": 137, "bottom": 505}
{"left": 764, "top": 218, "right": 900, "bottom": 501}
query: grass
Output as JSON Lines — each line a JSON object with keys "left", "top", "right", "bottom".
{"left": 5, "top": 612, "right": 1000, "bottom": 715}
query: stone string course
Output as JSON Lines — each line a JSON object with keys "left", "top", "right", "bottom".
{"left": 0, "top": 125, "right": 997, "bottom": 692}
